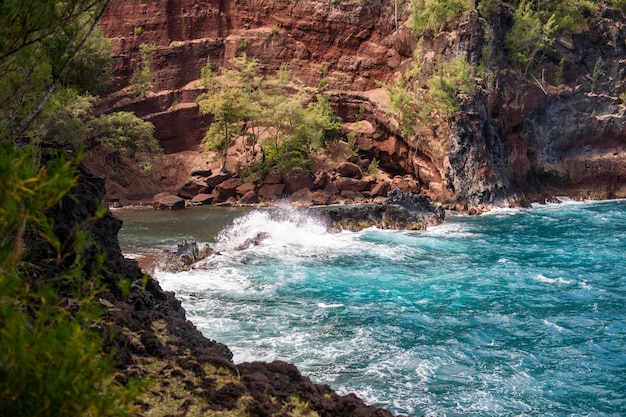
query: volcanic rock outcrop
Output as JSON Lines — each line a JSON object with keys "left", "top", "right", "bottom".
{"left": 323, "top": 188, "right": 445, "bottom": 232}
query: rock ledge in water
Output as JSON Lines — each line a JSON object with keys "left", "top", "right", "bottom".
{"left": 323, "top": 188, "right": 445, "bottom": 232}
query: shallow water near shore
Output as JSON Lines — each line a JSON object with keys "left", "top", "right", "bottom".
{"left": 116, "top": 200, "right": 626, "bottom": 416}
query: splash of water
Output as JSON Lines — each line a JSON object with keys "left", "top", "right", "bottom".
{"left": 214, "top": 205, "right": 348, "bottom": 253}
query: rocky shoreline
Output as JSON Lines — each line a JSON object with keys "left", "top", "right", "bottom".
{"left": 49, "top": 165, "right": 407, "bottom": 416}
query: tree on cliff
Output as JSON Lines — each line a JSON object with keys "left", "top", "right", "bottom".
{"left": 0, "top": 1, "right": 145, "bottom": 415}
{"left": 0, "top": 0, "right": 112, "bottom": 141}
{"left": 0, "top": 0, "right": 161, "bottom": 161}
{"left": 197, "top": 55, "right": 342, "bottom": 177}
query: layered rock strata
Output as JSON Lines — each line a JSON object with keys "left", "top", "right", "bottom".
{"left": 95, "top": 0, "right": 626, "bottom": 210}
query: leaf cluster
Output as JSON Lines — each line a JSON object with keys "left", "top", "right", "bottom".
{"left": 380, "top": 49, "right": 474, "bottom": 139}
{"left": 0, "top": 0, "right": 111, "bottom": 141}
{"left": 504, "top": 0, "right": 596, "bottom": 72}
{"left": 130, "top": 43, "right": 156, "bottom": 97}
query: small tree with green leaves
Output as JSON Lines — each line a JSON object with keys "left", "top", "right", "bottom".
{"left": 504, "top": 0, "right": 569, "bottom": 74}
{"left": 427, "top": 54, "right": 474, "bottom": 115}
{"left": 131, "top": 43, "right": 156, "bottom": 97}
{"left": 411, "top": 0, "right": 473, "bottom": 37}
{"left": 198, "top": 56, "right": 343, "bottom": 177}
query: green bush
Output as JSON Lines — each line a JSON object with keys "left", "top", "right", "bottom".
{"left": 411, "top": 0, "right": 473, "bottom": 37}
{"left": 131, "top": 43, "right": 156, "bottom": 97}
{"left": 90, "top": 111, "right": 161, "bottom": 156}
{"left": 505, "top": 1, "right": 556, "bottom": 72}
{"left": 197, "top": 55, "right": 343, "bottom": 174}
{"left": 505, "top": 0, "right": 595, "bottom": 72}
{"left": 611, "top": 0, "right": 626, "bottom": 12}
{"left": 427, "top": 54, "right": 474, "bottom": 114}
{"left": 368, "top": 158, "right": 380, "bottom": 175}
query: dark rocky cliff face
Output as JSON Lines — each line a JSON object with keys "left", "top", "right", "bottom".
{"left": 96, "top": 0, "right": 626, "bottom": 208}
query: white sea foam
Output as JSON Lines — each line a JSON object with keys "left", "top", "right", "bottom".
{"left": 317, "top": 302, "right": 344, "bottom": 309}
{"left": 543, "top": 319, "right": 565, "bottom": 332}
{"left": 214, "top": 206, "right": 355, "bottom": 255}
{"left": 423, "top": 221, "right": 478, "bottom": 238}
{"left": 216, "top": 206, "right": 322, "bottom": 245}
{"left": 534, "top": 274, "right": 573, "bottom": 285}
{"left": 483, "top": 206, "right": 526, "bottom": 215}
{"left": 155, "top": 264, "right": 254, "bottom": 295}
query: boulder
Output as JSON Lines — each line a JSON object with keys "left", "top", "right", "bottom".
{"left": 263, "top": 172, "right": 282, "bottom": 184}
{"left": 339, "top": 190, "right": 362, "bottom": 201}
{"left": 311, "top": 190, "right": 335, "bottom": 205}
{"left": 190, "top": 192, "right": 215, "bottom": 205}
{"left": 239, "top": 190, "right": 259, "bottom": 204}
{"left": 313, "top": 170, "right": 329, "bottom": 189}
{"left": 177, "top": 179, "right": 209, "bottom": 199}
{"left": 236, "top": 181, "right": 256, "bottom": 196}
{"left": 215, "top": 178, "right": 243, "bottom": 202}
{"left": 190, "top": 168, "right": 212, "bottom": 177}
{"left": 289, "top": 188, "right": 313, "bottom": 206}
{"left": 282, "top": 171, "right": 315, "bottom": 194}
{"left": 369, "top": 181, "right": 391, "bottom": 197}
{"left": 335, "top": 177, "right": 371, "bottom": 192}
{"left": 258, "top": 183, "right": 285, "bottom": 201}
{"left": 390, "top": 175, "right": 420, "bottom": 194}
{"left": 160, "top": 241, "right": 215, "bottom": 272}
{"left": 324, "top": 181, "right": 339, "bottom": 195}
{"left": 153, "top": 192, "right": 185, "bottom": 210}
{"left": 206, "top": 170, "right": 233, "bottom": 188}
{"left": 234, "top": 232, "right": 270, "bottom": 250}
{"left": 336, "top": 161, "right": 363, "bottom": 179}
{"left": 386, "top": 188, "right": 445, "bottom": 224}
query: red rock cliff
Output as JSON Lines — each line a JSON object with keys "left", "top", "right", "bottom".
{"left": 97, "top": 0, "right": 626, "bottom": 208}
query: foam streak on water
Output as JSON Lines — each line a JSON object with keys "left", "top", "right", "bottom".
{"left": 134, "top": 201, "right": 626, "bottom": 416}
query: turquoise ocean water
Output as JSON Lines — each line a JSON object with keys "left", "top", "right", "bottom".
{"left": 116, "top": 200, "right": 626, "bottom": 416}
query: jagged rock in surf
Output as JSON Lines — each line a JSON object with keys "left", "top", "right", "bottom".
{"left": 323, "top": 188, "right": 444, "bottom": 232}
{"left": 159, "top": 240, "right": 215, "bottom": 272}
{"left": 234, "top": 232, "right": 271, "bottom": 251}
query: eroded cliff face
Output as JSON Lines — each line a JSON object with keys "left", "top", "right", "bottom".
{"left": 96, "top": 0, "right": 626, "bottom": 208}
{"left": 448, "top": 4, "right": 626, "bottom": 207}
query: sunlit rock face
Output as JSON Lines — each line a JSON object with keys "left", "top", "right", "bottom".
{"left": 97, "top": 0, "right": 626, "bottom": 208}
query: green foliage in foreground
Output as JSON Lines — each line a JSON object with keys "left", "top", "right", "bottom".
{"left": 0, "top": 143, "right": 144, "bottom": 417}
{"left": 0, "top": 1, "right": 148, "bottom": 415}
